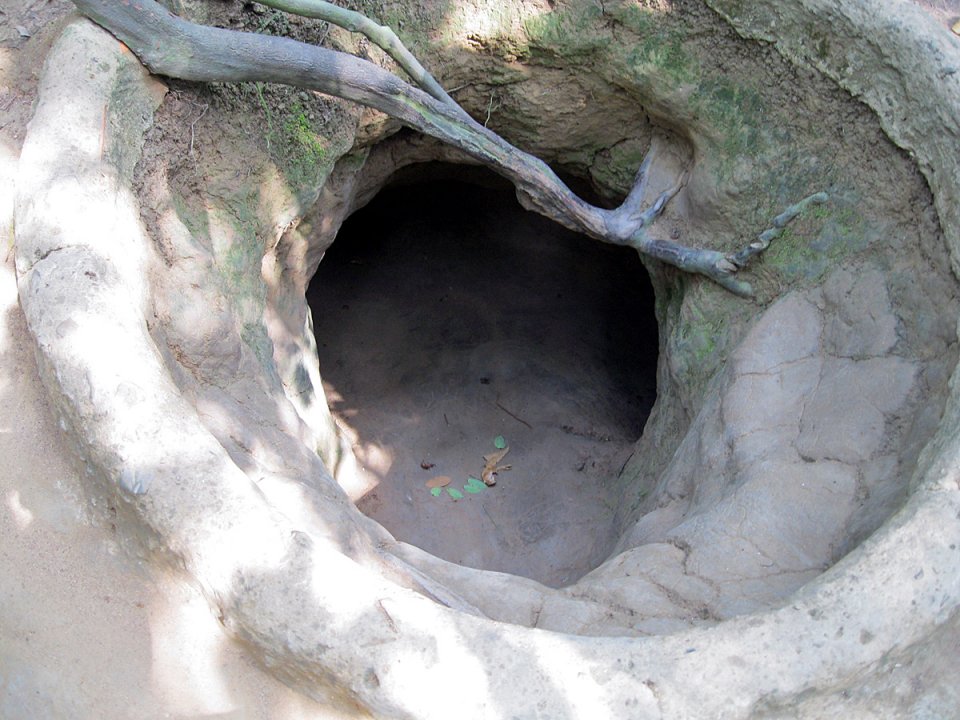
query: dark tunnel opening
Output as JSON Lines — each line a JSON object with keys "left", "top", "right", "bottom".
{"left": 306, "top": 165, "right": 660, "bottom": 586}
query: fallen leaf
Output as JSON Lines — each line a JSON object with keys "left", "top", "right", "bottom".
{"left": 447, "top": 488, "right": 464, "bottom": 500}
{"left": 430, "top": 487, "right": 442, "bottom": 497}
{"left": 425, "top": 475, "right": 451, "bottom": 489}
{"left": 483, "top": 447, "right": 509, "bottom": 465}
{"left": 481, "top": 446, "right": 511, "bottom": 486}
{"left": 494, "top": 435, "right": 507, "bottom": 449}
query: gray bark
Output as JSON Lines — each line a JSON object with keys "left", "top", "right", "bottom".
{"left": 256, "top": 0, "right": 467, "bottom": 114}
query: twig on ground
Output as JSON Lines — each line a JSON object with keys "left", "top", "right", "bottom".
{"left": 496, "top": 400, "right": 532, "bottom": 429}
{"left": 189, "top": 102, "right": 208, "bottom": 156}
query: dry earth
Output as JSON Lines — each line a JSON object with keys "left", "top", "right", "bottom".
{"left": 0, "top": 2, "right": 368, "bottom": 718}
{"left": 2, "top": 0, "right": 960, "bottom": 718}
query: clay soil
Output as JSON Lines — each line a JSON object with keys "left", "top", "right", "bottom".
{"left": 308, "top": 170, "right": 659, "bottom": 587}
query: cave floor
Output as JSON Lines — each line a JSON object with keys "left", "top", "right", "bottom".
{"left": 308, "top": 178, "right": 659, "bottom": 586}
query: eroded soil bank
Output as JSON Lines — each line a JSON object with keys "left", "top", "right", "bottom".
{"left": 6, "top": 0, "right": 960, "bottom": 717}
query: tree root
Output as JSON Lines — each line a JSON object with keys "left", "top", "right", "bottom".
{"left": 256, "top": 0, "right": 468, "bottom": 118}
{"left": 71, "top": 0, "right": 826, "bottom": 297}
{"left": 728, "top": 192, "right": 830, "bottom": 269}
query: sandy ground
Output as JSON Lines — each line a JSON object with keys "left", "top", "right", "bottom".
{"left": 2, "top": 0, "right": 958, "bottom": 718}
{"left": 0, "top": 250, "right": 358, "bottom": 720}
{"left": 0, "top": 4, "right": 351, "bottom": 718}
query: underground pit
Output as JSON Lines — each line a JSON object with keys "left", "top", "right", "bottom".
{"left": 307, "top": 166, "right": 659, "bottom": 587}
{"left": 14, "top": 3, "right": 960, "bottom": 717}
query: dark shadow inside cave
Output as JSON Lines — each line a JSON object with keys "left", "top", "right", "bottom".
{"left": 306, "top": 164, "right": 659, "bottom": 587}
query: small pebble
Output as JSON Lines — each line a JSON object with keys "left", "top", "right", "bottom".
{"left": 952, "top": 19, "right": 960, "bottom": 36}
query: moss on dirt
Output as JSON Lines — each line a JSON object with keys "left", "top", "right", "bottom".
{"left": 667, "top": 286, "right": 735, "bottom": 399}
{"left": 200, "top": 184, "right": 271, "bottom": 331}
{"left": 762, "top": 200, "right": 868, "bottom": 284}
{"left": 170, "top": 191, "right": 211, "bottom": 248}
{"left": 256, "top": 88, "right": 344, "bottom": 197}
{"left": 613, "top": 4, "right": 697, "bottom": 85}
{"left": 107, "top": 59, "right": 165, "bottom": 184}
{"left": 518, "top": 1, "right": 776, "bottom": 191}
{"left": 589, "top": 137, "right": 652, "bottom": 193}
{"left": 523, "top": 3, "right": 607, "bottom": 59}
{"left": 242, "top": 320, "right": 283, "bottom": 382}
{"left": 694, "top": 78, "right": 765, "bottom": 163}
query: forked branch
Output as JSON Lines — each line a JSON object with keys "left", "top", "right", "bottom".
{"left": 256, "top": 0, "right": 468, "bottom": 116}
{"left": 71, "top": 0, "right": 826, "bottom": 296}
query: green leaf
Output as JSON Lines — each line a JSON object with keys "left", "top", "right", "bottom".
{"left": 465, "top": 475, "right": 484, "bottom": 488}
{"left": 464, "top": 484, "right": 484, "bottom": 494}
{"left": 430, "top": 487, "right": 442, "bottom": 497}
{"left": 494, "top": 435, "right": 506, "bottom": 449}
{"left": 447, "top": 488, "right": 464, "bottom": 499}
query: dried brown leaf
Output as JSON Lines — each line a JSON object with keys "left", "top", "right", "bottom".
{"left": 483, "top": 447, "right": 509, "bottom": 465}
{"left": 425, "top": 475, "right": 452, "bottom": 489}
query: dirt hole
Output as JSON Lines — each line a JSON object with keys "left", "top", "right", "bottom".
{"left": 307, "top": 165, "right": 659, "bottom": 587}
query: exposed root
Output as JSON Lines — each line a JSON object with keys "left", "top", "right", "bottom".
{"left": 72, "top": 0, "right": 827, "bottom": 296}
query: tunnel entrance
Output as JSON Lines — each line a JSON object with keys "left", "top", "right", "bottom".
{"left": 307, "top": 165, "right": 659, "bottom": 587}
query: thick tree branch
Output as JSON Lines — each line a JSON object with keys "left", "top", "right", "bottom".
{"left": 70, "top": 0, "right": 825, "bottom": 296}
{"left": 256, "top": 0, "right": 468, "bottom": 117}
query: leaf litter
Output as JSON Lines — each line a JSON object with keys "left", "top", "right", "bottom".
{"left": 482, "top": 445, "right": 511, "bottom": 486}
{"left": 424, "top": 435, "right": 513, "bottom": 497}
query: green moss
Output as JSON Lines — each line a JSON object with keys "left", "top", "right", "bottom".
{"left": 609, "top": 142, "right": 650, "bottom": 172}
{"left": 238, "top": 320, "right": 283, "bottom": 388}
{"left": 205, "top": 188, "right": 283, "bottom": 385}
{"left": 170, "top": 191, "right": 212, "bottom": 249}
{"left": 659, "top": 277, "right": 747, "bottom": 401}
{"left": 255, "top": 85, "right": 333, "bottom": 198}
{"left": 610, "top": 3, "right": 656, "bottom": 34}
{"left": 522, "top": 2, "right": 771, "bottom": 185}
{"left": 722, "top": 0, "right": 746, "bottom": 16}
{"left": 229, "top": 210, "right": 267, "bottom": 277}
{"left": 106, "top": 57, "right": 165, "bottom": 184}
{"left": 590, "top": 138, "right": 652, "bottom": 193}
{"left": 806, "top": 23, "right": 831, "bottom": 61}
{"left": 281, "top": 102, "right": 329, "bottom": 182}
{"left": 221, "top": 229, "right": 262, "bottom": 294}
{"left": 523, "top": 4, "right": 606, "bottom": 58}
{"left": 695, "top": 78, "right": 764, "bottom": 160}
{"left": 762, "top": 202, "right": 868, "bottom": 283}
{"left": 610, "top": 7, "right": 766, "bottom": 170}
{"left": 674, "top": 303, "right": 726, "bottom": 367}
{"left": 600, "top": 3, "right": 699, "bottom": 84}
